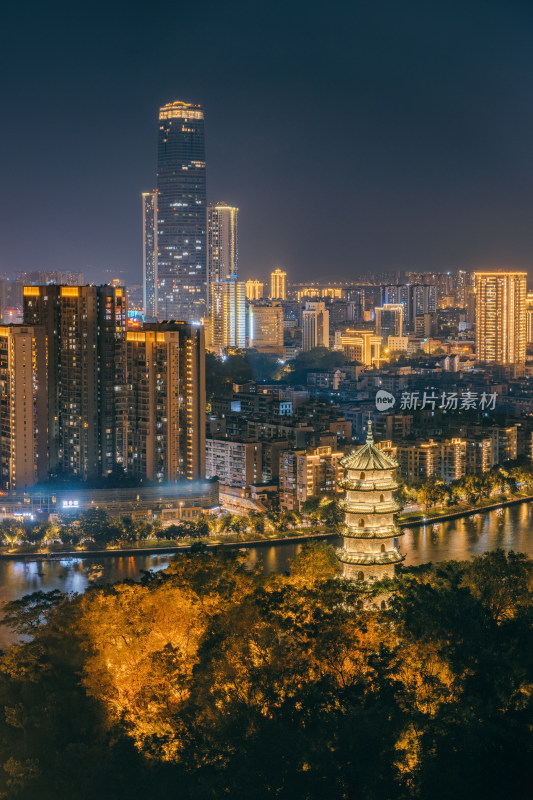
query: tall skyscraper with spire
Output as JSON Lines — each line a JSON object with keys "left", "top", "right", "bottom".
{"left": 157, "top": 101, "right": 206, "bottom": 321}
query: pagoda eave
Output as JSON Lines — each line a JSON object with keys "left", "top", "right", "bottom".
{"left": 336, "top": 548, "right": 405, "bottom": 566}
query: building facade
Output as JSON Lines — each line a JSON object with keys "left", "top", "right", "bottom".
{"left": 248, "top": 301, "right": 284, "bottom": 352}
{"left": 279, "top": 444, "right": 343, "bottom": 511}
{"left": 205, "top": 439, "right": 262, "bottom": 488}
{"left": 245, "top": 280, "right": 264, "bottom": 301}
{"left": 157, "top": 101, "right": 206, "bottom": 321}
{"left": 206, "top": 203, "right": 238, "bottom": 311}
{"left": 126, "top": 322, "right": 206, "bottom": 483}
{"left": 270, "top": 268, "right": 287, "bottom": 300}
{"left": 475, "top": 271, "right": 526, "bottom": 367}
{"left": 142, "top": 190, "right": 158, "bottom": 317}
{"left": 0, "top": 326, "right": 48, "bottom": 489}
{"left": 210, "top": 276, "right": 246, "bottom": 351}
{"left": 302, "top": 301, "right": 330, "bottom": 351}
{"left": 23, "top": 285, "right": 128, "bottom": 480}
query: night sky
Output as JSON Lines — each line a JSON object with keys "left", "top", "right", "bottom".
{"left": 2, "top": 0, "right": 533, "bottom": 284}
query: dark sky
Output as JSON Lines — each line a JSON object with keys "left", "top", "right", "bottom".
{"left": 1, "top": 0, "right": 533, "bottom": 284}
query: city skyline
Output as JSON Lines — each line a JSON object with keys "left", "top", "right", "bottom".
{"left": 2, "top": 1, "right": 533, "bottom": 285}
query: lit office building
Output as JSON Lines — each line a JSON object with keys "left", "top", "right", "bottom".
{"left": 375, "top": 304, "right": 403, "bottom": 339}
{"left": 210, "top": 276, "right": 246, "bottom": 351}
{"left": 157, "top": 101, "right": 206, "bottom": 321}
{"left": 248, "top": 301, "right": 284, "bottom": 352}
{"left": 207, "top": 203, "right": 238, "bottom": 310}
{"left": 475, "top": 272, "right": 526, "bottom": 366}
{"left": 338, "top": 329, "right": 382, "bottom": 366}
{"left": 245, "top": 280, "right": 264, "bottom": 301}
{"left": 126, "top": 322, "right": 206, "bottom": 483}
{"left": 302, "top": 301, "right": 329, "bottom": 351}
{"left": 0, "top": 325, "right": 48, "bottom": 489}
{"left": 23, "top": 285, "right": 128, "bottom": 480}
{"left": 142, "top": 190, "right": 158, "bottom": 317}
{"left": 270, "top": 268, "right": 287, "bottom": 300}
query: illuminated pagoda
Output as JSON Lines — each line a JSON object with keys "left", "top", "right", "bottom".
{"left": 337, "top": 420, "right": 404, "bottom": 583}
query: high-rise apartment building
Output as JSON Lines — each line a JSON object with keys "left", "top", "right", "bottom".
{"left": 248, "top": 301, "right": 284, "bottom": 352}
{"left": 207, "top": 203, "right": 238, "bottom": 310}
{"left": 526, "top": 292, "right": 533, "bottom": 344}
{"left": 210, "top": 276, "right": 246, "bottom": 351}
{"left": 475, "top": 272, "right": 526, "bottom": 367}
{"left": 142, "top": 190, "right": 158, "bottom": 317}
{"left": 302, "top": 301, "right": 329, "bottom": 351}
{"left": 271, "top": 268, "right": 287, "bottom": 300}
{"left": 245, "top": 280, "right": 264, "bottom": 301}
{"left": 126, "top": 322, "right": 205, "bottom": 483}
{"left": 0, "top": 325, "right": 48, "bottom": 489}
{"left": 157, "top": 101, "right": 206, "bottom": 321}
{"left": 23, "top": 285, "right": 128, "bottom": 480}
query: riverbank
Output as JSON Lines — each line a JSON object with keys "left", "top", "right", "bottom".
{"left": 2, "top": 490, "right": 533, "bottom": 561}
{"left": 398, "top": 490, "right": 533, "bottom": 528}
{"left": 0, "top": 529, "right": 337, "bottom": 561}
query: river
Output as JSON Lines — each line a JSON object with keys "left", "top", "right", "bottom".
{"left": 1, "top": 501, "right": 532, "bottom": 648}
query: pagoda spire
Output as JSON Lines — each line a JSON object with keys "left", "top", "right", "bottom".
{"left": 366, "top": 417, "right": 374, "bottom": 444}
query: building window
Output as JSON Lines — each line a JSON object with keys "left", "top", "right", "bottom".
{"left": 357, "top": 571, "right": 364, "bottom": 581}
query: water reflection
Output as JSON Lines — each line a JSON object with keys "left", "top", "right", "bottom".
{"left": 0, "top": 502, "right": 532, "bottom": 648}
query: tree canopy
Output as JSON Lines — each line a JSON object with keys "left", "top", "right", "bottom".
{"left": 0, "top": 546, "right": 532, "bottom": 799}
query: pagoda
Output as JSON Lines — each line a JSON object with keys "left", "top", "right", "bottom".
{"left": 337, "top": 420, "right": 404, "bottom": 583}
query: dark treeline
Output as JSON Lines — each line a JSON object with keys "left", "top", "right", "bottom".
{"left": 0, "top": 545, "right": 532, "bottom": 799}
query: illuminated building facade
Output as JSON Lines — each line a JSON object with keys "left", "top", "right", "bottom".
{"left": 0, "top": 325, "right": 48, "bottom": 489}
{"left": 525, "top": 291, "right": 533, "bottom": 344}
{"left": 337, "top": 421, "right": 404, "bottom": 583}
{"left": 279, "top": 445, "right": 343, "bottom": 511}
{"left": 126, "top": 322, "right": 205, "bottom": 482}
{"left": 142, "top": 190, "right": 158, "bottom": 317}
{"left": 210, "top": 276, "right": 246, "bottom": 351}
{"left": 270, "top": 268, "right": 287, "bottom": 300}
{"left": 157, "top": 101, "right": 206, "bottom": 321}
{"left": 302, "top": 301, "right": 329, "bottom": 351}
{"left": 338, "top": 329, "right": 382, "bottom": 366}
{"left": 475, "top": 272, "right": 526, "bottom": 366}
{"left": 375, "top": 304, "right": 403, "bottom": 339}
{"left": 207, "top": 203, "right": 238, "bottom": 311}
{"left": 23, "top": 285, "right": 128, "bottom": 480}
{"left": 248, "top": 301, "right": 284, "bottom": 352}
{"left": 245, "top": 280, "right": 264, "bottom": 301}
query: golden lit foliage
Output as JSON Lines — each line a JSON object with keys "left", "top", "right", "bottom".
{"left": 0, "top": 546, "right": 532, "bottom": 800}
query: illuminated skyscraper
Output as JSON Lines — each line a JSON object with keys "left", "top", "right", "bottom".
{"left": 157, "top": 101, "right": 206, "bottom": 321}
{"left": 302, "top": 301, "right": 329, "bottom": 351}
{"left": 142, "top": 190, "right": 158, "bottom": 317}
{"left": 0, "top": 325, "right": 48, "bottom": 489}
{"left": 210, "top": 276, "right": 246, "bottom": 351}
{"left": 207, "top": 203, "right": 238, "bottom": 310}
{"left": 245, "top": 280, "right": 264, "bottom": 301}
{"left": 126, "top": 322, "right": 205, "bottom": 482}
{"left": 23, "top": 285, "right": 128, "bottom": 479}
{"left": 475, "top": 272, "right": 526, "bottom": 367}
{"left": 270, "top": 268, "right": 287, "bottom": 300}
